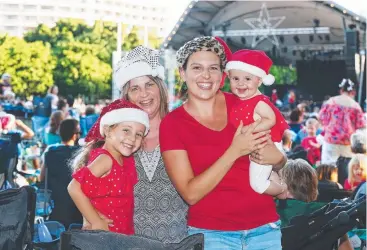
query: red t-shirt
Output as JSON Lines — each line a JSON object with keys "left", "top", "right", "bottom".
{"left": 301, "top": 136, "right": 321, "bottom": 165}
{"left": 160, "top": 92, "right": 278, "bottom": 231}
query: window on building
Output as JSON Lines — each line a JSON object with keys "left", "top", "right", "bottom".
{"left": 41, "top": 6, "right": 54, "bottom": 11}
{"left": 3, "top": 4, "right": 19, "bottom": 10}
{"left": 24, "top": 16, "right": 37, "bottom": 21}
{"left": 60, "top": 7, "right": 71, "bottom": 12}
{"left": 6, "top": 15, "right": 18, "bottom": 20}
{"left": 24, "top": 5, "right": 37, "bottom": 10}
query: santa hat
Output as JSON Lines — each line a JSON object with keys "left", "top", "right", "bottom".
{"left": 225, "top": 49, "right": 275, "bottom": 86}
{"left": 214, "top": 37, "right": 232, "bottom": 88}
{"left": 114, "top": 46, "right": 164, "bottom": 90}
{"left": 85, "top": 99, "right": 149, "bottom": 143}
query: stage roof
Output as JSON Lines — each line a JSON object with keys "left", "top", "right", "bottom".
{"left": 161, "top": 1, "right": 366, "bottom": 61}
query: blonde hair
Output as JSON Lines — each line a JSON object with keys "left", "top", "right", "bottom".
{"left": 281, "top": 159, "right": 318, "bottom": 202}
{"left": 348, "top": 154, "right": 367, "bottom": 187}
{"left": 121, "top": 76, "right": 169, "bottom": 119}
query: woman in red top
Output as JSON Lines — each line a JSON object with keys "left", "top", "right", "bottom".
{"left": 160, "top": 36, "right": 287, "bottom": 250}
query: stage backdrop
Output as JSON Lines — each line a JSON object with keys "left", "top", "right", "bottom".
{"left": 296, "top": 60, "right": 347, "bottom": 102}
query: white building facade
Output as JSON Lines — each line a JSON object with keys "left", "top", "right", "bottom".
{"left": 0, "top": 0, "right": 170, "bottom": 37}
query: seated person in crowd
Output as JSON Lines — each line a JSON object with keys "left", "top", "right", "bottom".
{"left": 278, "top": 159, "right": 353, "bottom": 250}
{"left": 57, "top": 99, "right": 70, "bottom": 119}
{"left": 43, "top": 111, "right": 64, "bottom": 146}
{"left": 40, "top": 119, "right": 82, "bottom": 228}
{"left": 316, "top": 164, "right": 343, "bottom": 190}
{"left": 0, "top": 112, "right": 34, "bottom": 139}
{"left": 288, "top": 108, "right": 304, "bottom": 134}
{"left": 282, "top": 130, "right": 294, "bottom": 154}
{"left": 337, "top": 131, "right": 366, "bottom": 185}
{"left": 301, "top": 118, "right": 322, "bottom": 165}
{"left": 67, "top": 95, "right": 80, "bottom": 121}
{"left": 344, "top": 154, "right": 366, "bottom": 191}
{"left": 295, "top": 117, "right": 322, "bottom": 146}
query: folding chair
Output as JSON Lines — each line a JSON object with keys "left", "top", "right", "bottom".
{"left": 282, "top": 196, "right": 366, "bottom": 250}
{"left": 0, "top": 186, "right": 36, "bottom": 250}
{"left": 60, "top": 231, "right": 204, "bottom": 250}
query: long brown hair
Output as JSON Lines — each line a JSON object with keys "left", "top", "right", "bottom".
{"left": 121, "top": 76, "right": 169, "bottom": 119}
{"left": 70, "top": 140, "right": 105, "bottom": 172}
{"left": 316, "top": 164, "right": 338, "bottom": 181}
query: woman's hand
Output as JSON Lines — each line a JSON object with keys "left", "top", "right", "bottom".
{"left": 230, "top": 120, "right": 271, "bottom": 159}
{"left": 250, "top": 140, "right": 286, "bottom": 168}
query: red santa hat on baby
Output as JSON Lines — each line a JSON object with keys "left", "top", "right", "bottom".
{"left": 225, "top": 49, "right": 275, "bottom": 86}
{"left": 85, "top": 99, "right": 149, "bottom": 143}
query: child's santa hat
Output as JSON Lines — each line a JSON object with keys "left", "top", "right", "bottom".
{"left": 85, "top": 99, "right": 149, "bottom": 143}
{"left": 225, "top": 49, "right": 275, "bottom": 86}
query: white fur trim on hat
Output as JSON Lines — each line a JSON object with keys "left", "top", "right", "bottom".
{"left": 225, "top": 61, "right": 275, "bottom": 85}
{"left": 115, "top": 62, "right": 165, "bottom": 90}
{"left": 100, "top": 108, "right": 150, "bottom": 136}
{"left": 262, "top": 74, "right": 275, "bottom": 86}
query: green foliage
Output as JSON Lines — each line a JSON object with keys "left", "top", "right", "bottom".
{"left": 0, "top": 36, "right": 55, "bottom": 96}
{"left": 3, "top": 19, "right": 163, "bottom": 99}
{"left": 269, "top": 65, "right": 297, "bottom": 85}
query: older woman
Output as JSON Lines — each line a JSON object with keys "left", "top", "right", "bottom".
{"left": 80, "top": 46, "right": 188, "bottom": 243}
{"left": 160, "top": 36, "right": 286, "bottom": 250}
{"left": 116, "top": 46, "right": 188, "bottom": 243}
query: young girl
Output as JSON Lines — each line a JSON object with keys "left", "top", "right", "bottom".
{"left": 344, "top": 154, "right": 366, "bottom": 190}
{"left": 301, "top": 118, "right": 322, "bottom": 165}
{"left": 225, "top": 49, "right": 289, "bottom": 196}
{"left": 68, "top": 99, "right": 149, "bottom": 234}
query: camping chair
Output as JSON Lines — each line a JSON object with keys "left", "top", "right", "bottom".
{"left": 282, "top": 196, "right": 366, "bottom": 250}
{"left": 0, "top": 132, "right": 21, "bottom": 189}
{"left": 0, "top": 186, "right": 36, "bottom": 250}
{"left": 60, "top": 231, "right": 204, "bottom": 250}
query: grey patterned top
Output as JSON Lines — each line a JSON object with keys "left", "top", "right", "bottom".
{"left": 134, "top": 146, "right": 188, "bottom": 243}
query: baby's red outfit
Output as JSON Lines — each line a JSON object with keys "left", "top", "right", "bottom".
{"left": 229, "top": 94, "right": 289, "bottom": 142}
{"left": 72, "top": 148, "right": 137, "bottom": 234}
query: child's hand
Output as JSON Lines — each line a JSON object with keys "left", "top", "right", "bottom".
{"left": 91, "top": 219, "right": 110, "bottom": 231}
{"left": 82, "top": 217, "right": 91, "bottom": 230}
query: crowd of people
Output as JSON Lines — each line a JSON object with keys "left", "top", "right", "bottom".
{"left": 0, "top": 36, "right": 366, "bottom": 249}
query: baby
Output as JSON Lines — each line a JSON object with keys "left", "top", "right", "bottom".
{"left": 226, "top": 49, "right": 289, "bottom": 196}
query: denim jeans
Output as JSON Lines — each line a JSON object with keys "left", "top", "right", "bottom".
{"left": 188, "top": 220, "right": 282, "bottom": 250}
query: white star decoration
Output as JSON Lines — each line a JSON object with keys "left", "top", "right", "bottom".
{"left": 244, "top": 3, "right": 286, "bottom": 48}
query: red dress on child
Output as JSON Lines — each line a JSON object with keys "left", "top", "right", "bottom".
{"left": 301, "top": 136, "right": 321, "bottom": 165}
{"left": 229, "top": 94, "right": 289, "bottom": 142}
{"left": 72, "top": 148, "right": 137, "bottom": 234}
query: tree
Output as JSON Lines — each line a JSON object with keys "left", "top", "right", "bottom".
{"left": 53, "top": 41, "right": 112, "bottom": 98}
{"left": 0, "top": 36, "right": 55, "bottom": 96}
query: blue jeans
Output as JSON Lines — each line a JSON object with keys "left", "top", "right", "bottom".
{"left": 188, "top": 220, "right": 282, "bottom": 250}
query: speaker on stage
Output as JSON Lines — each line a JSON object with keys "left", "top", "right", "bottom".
{"left": 344, "top": 30, "right": 360, "bottom": 82}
